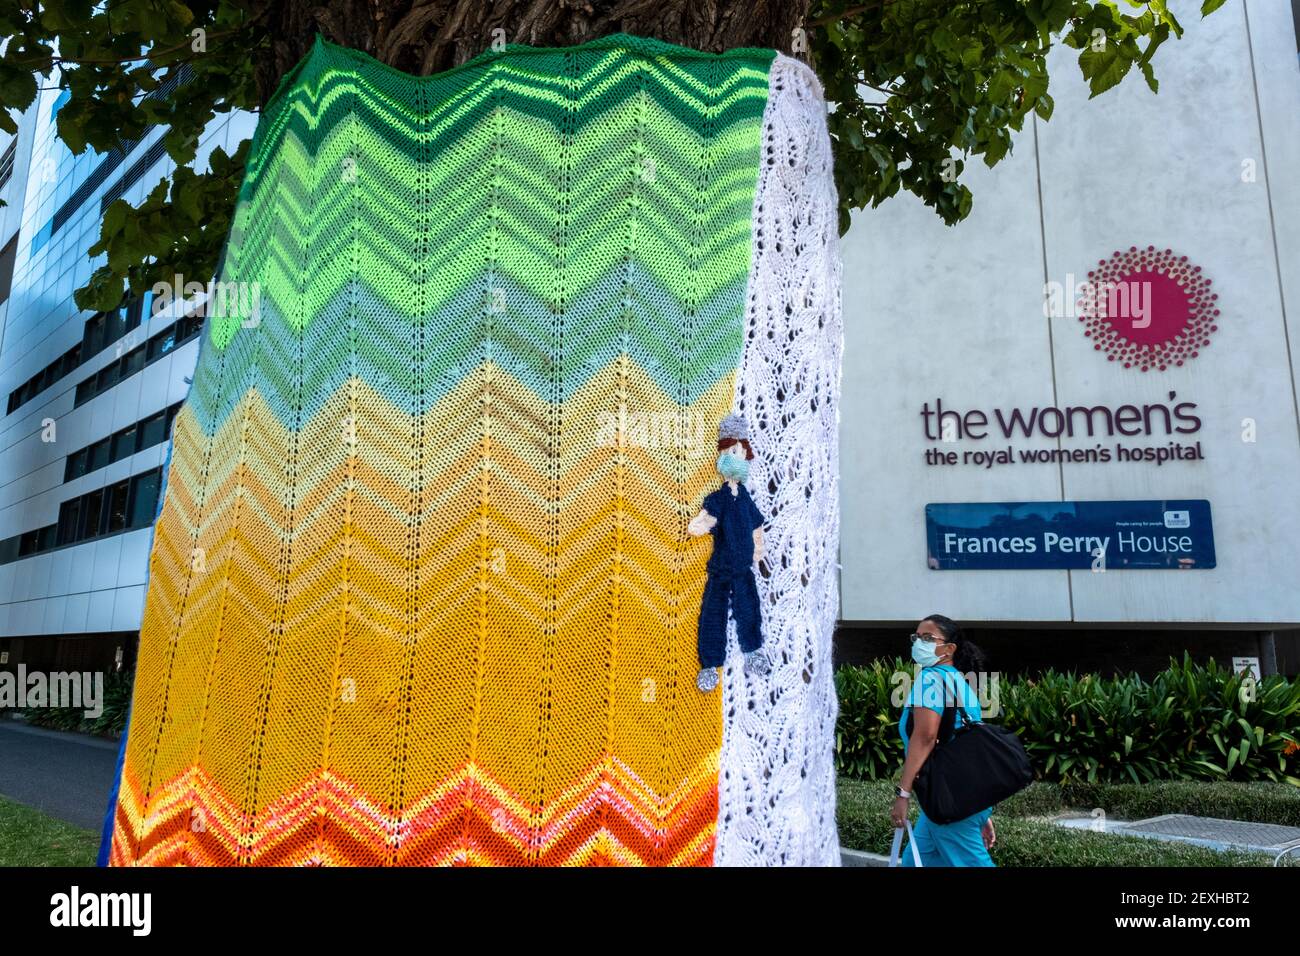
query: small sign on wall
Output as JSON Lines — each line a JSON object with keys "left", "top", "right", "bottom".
{"left": 0, "top": 651, "right": 7, "bottom": 664}
{"left": 1232, "top": 656, "right": 1261, "bottom": 681}
{"left": 925, "top": 499, "right": 1216, "bottom": 570}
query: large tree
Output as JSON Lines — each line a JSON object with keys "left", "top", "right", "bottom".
{"left": 0, "top": 0, "right": 1224, "bottom": 311}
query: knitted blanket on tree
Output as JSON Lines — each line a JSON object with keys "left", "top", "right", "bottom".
{"left": 106, "top": 33, "right": 842, "bottom": 867}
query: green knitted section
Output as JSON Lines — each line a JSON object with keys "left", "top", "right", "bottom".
{"left": 190, "top": 32, "right": 775, "bottom": 431}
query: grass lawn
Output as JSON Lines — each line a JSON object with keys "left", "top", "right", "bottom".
{"left": 0, "top": 795, "right": 99, "bottom": 867}
{"left": 837, "top": 777, "right": 1300, "bottom": 866}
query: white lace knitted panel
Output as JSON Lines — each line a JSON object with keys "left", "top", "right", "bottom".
{"left": 716, "top": 53, "right": 845, "bottom": 867}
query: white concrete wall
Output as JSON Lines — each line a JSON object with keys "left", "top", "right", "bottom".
{"left": 840, "top": 0, "right": 1300, "bottom": 625}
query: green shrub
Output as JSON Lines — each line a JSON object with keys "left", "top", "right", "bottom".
{"left": 87, "top": 670, "right": 132, "bottom": 737}
{"left": 834, "top": 657, "right": 907, "bottom": 780}
{"left": 835, "top": 653, "right": 1300, "bottom": 786}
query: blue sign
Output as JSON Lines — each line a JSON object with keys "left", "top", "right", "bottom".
{"left": 925, "top": 500, "right": 1215, "bottom": 570}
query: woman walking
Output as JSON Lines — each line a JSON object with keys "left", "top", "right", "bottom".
{"left": 890, "top": 614, "right": 996, "bottom": 867}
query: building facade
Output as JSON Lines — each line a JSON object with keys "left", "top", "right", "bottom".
{"left": 838, "top": 0, "right": 1300, "bottom": 674}
{"left": 0, "top": 75, "right": 254, "bottom": 672}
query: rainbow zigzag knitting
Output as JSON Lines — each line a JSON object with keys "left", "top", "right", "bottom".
{"left": 107, "top": 32, "right": 844, "bottom": 867}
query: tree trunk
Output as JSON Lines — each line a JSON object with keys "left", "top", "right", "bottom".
{"left": 256, "top": 0, "right": 811, "bottom": 106}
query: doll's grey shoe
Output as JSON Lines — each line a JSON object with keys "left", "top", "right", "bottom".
{"left": 744, "top": 649, "right": 771, "bottom": 678}
{"left": 696, "top": 666, "right": 719, "bottom": 693}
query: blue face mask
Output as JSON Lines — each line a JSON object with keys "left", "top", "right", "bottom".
{"left": 717, "top": 451, "right": 749, "bottom": 483}
{"left": 911, "top": 639, "right": 944, "bottom": 667}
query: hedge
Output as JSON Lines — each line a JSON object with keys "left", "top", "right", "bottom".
{"left": 836, "top": 653, "right": 1300, "bottom": 786}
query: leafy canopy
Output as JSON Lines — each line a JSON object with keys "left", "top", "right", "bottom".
{"left": 0, "top": 0, "right": 1225, "bottom": 311}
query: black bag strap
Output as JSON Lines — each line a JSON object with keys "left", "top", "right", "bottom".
{"left": 934, "top": 668, "right": 977, "bottom": 728}
{"left": 905, "top": 668, "right": 977, "bottom": 742}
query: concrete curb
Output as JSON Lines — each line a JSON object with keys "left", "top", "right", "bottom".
{"left": 840, "top": 846, "right": 891, "bottom": 867}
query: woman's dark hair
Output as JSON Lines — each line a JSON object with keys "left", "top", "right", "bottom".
{"left": 923, "top": 613, "right": 987, "bottom": 673}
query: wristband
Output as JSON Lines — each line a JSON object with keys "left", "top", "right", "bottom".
{"left": 894, "top": 785, "right": 911, "bottom": 799}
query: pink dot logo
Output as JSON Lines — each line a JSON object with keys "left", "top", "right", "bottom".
{"left": 1078, "top": 246, "right": 1219, "bottom": 372}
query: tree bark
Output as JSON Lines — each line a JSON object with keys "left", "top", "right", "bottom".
{"left": 255, "top": 0, "right": 811, "bottom": 106}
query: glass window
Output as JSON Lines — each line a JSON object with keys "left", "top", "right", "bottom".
{"left": 17, "top": 528, "right": 40, "bottom": 556}
{"left": 147, "top": 327, "right": 175, "bottom": 361}
{"left": 112, "top": 425, "right": 137, "bottom": 461}
{"left": 106, "top": 480, "right": 129, "bottom": 533}
{"left": 0, "top": 535, "right": 17, "bottom": 564}
{"left": 61, "top": 344, "right": 81, "bottom": 376}
{"left": 95, "top": 363, "right": 117, "bottom": 392}
{"left": 80, "top": 488, "right": 105, "bottom": 539}
{"left": 74, "top": 377, "right": 95, "bottom": 407}
{"left": 105, "top": 307, "right": 126, "bottom": 343}
{"left": 138, "top": 411, "right": 166, "bottom": 449}
{"left": 128, "top": 469, "right": 161, "bottom": 528}
{"left": 37, "top": 525, "right": 56, "bottom": 551}
{"left": 125, "top": 297, "right": 143, "bottom": 332}
{"left": 83, "top": 312, "right": 105, "bottom": 355}
{"left": 57, "top": 498, "right": 81, "bottom": 545}
{"left": 180, "top": 312, "right": 202, "bottom": 342}
{"left": 88, "top": 438, "right": 111, "bottom": 472}
{"left": 122, "top": 346, "right": 145, "bottom": 378}
{"left": 65, "top": 449, "right": 87, "bottom": 482}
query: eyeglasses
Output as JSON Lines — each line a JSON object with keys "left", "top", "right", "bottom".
{"left": 909, "top": 632, "right": 945, "bottom": 645}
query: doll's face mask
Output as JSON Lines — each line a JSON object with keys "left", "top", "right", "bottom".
{"left": 717, "top": 449, "right": 749, "bottom": 482}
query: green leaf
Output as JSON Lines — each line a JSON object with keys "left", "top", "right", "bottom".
{"left": 1138, "top": 59, "right": 1158, "bottom": 94}
{"left": 1079, "top": 42, "right": 1135, "bottom": 98}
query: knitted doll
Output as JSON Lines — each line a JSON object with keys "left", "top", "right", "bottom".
{"left": 688, "top": 413, "right": 770, "bottom": 693}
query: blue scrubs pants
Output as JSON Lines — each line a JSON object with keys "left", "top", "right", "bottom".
{"left": 697, "top": 569, "right": 761, "bottom": 668}
{"left": 900, "top": 807, "right": 995, "bottom": 867}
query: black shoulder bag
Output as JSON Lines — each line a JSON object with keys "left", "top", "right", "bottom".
{"left": 909, "top": 671, "right": 1034, "bottom": 824}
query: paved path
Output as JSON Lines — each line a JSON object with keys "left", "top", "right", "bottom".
{"left": 0, "top": 719, "right": 119, "bottom": 831}
{"left": 1054, "top": 813, "right": 1300, "bottom": 860}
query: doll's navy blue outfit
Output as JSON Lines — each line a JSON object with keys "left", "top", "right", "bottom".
{"left": 698, "top": 482, "right": 764, "bottom": 668}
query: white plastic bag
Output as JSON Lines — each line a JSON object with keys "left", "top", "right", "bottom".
{"left": 889, "top": 820, "right": 922, "bottom": 867}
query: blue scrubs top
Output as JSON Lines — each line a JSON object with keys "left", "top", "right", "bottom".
{"left": 899, "top": 664, "right": 995, "bottom": 867}
{"left": 902, "top": 663, "right": 981, "bottom": 742}
{"left": 701, "top": 482, "right": 763, "bottom": 577}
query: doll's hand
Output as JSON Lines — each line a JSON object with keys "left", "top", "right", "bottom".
{"left": 687, "top": 508, "right": 716, "bottom": 536}
{"left": 752, "top": 527, "right": 764, "bottom": 564}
